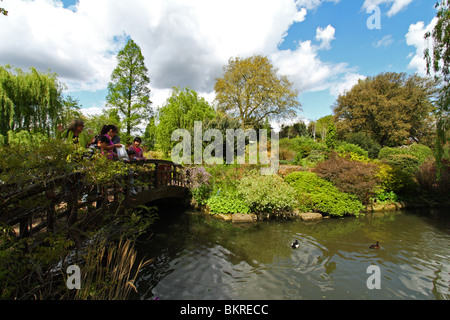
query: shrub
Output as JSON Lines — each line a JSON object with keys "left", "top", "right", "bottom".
{"left": 206, "top": 193, "right": 251, "bottom": 214}
{"left": 336, "top": 142, "right": 369, "bottom": 160}
{"left": 185, "top": 166, "right": 213, "bottom": 205}
{"left": 237, "top": 171, "right": 297, "bottom": 214}
{"left": 285, "top": 171, "right": 365, "bottom": 217}
{"left": 374, "top": 161, "right": 404, "bottom": 194}
{"left": 313, "top": 154, "right": 380, "bottom": 204}
{"left": 385, "top": 154, "right": 420, "bottom": 175}
{"left": 377, "top": 145, "right": 434, "bottom": 193}
{"left": 279, "top": 136, "right": 327, "bottom": 165}
{"left": 378, "top": 144, "right": 433, "bottom": 166}
{"left": 415, "top": 160, "right": 450, "bottom": 195}
{"left": 345, "top": 132, "right": 381, "bottom": 159}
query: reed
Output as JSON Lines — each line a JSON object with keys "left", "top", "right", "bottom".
{"left": 74, "top": 237, "right": 150, "bottom": 300}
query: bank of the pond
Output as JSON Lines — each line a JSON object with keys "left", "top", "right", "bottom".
{"left": 187, "top": 162, "right": 449, "bottom": 223}
{"left": 194, "top": 196, "right": 450, "bottom": 223}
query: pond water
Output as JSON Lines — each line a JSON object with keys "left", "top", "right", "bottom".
{"left": 130, "top": 205, "right": 450, "bottom": 300}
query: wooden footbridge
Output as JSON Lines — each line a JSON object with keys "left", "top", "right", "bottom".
{"left": 1, "top": 160, "right": 190, "bottom": 239}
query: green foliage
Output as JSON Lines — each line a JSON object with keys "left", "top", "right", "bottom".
{"left": 377, "top": 144, "right": 434, "bottom": 192}
{"left": 185, "top": 166, "right": 213, "bottom": 206}
{"left": 83, "top": 108, "right": 122, "bottom": 138}
{"left": 143, "top": 116, "right": 157, "bottom": 149}
{"left": 378, "top": 144, "right": 434, "bottom": 165}
{"left": 374, "top": 161, "right": 404, "bottom": 194}
{"left": 106, "top": 38, "right": 151, "bottom": 142}
{"left": 156, "top": 87, "right": 216, "bottom": 155}
{"left": 373, "top": 190, "right": 398, "bottom": 203}
{"left": 207, "top": 193, "right": 251, "bottom": 214}
{"left": 236, "top": 171, "right": 297, "bottom": 214}
{"left": 214, "top": 55, "right": 301, "bottom": 128}
{"left": 0, "top": 65, "right": 64, "bottom": 138}
{"left": 279, "top": 121, "right": 309, "bottom": 139}
{"left": 325, "top": 122, "right": 337, "bottom": 150}
{"left": 0, "top": 224, "right": 74, "bottom": 299}
{"left": 1, "top": 130, "right": 52, "bottom": 147}
{"left": 279, "top": 136, "right": 327, "bottom": 165}
{"left": 345, "top": 132, "right": 381, "bottom": 158}
{"left": 285, "top": 171, "right": 364, "bottom": 217}
{"left": 334, "top": 72, "right": 437, "bottom": 147}
{"left": 308, "top": 115, "right": 333, "bottom": 141}
{"left": 336, "top": 141, "right": 369, "bottom": 161}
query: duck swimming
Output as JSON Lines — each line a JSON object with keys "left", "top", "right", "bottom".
{"left": 291, "top": 240, "right": 299, "bottom": 249}
{"left": 369, "top": 241, "right": 380, "bottom": 249}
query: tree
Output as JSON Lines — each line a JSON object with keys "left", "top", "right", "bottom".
{"left": 1, "top": 0, "right": 7, "bottom": 16}
{"left": 325, "top": 122, "right": 337, "bottom": 150}
{"left": 333, "top": 72, "right": 437, "bottom": 147}
{"left": 424, "top": 0, "right": 450, "bottom": 177}
{"left": 156, "top": 87, "right": 216, "bottom": 155}
{"left": 280, "top": 121, "right": 309, "bottom": 139}
{"left": 143, "top": 115, "right": 157, "bottom": 150}
{"left": 106, "top": 38, "right": 151, "bottom": 143}
{"left": 214, "top": 55, "right": 301, "bottom": 129}
{"left": 59, "top": 96, "right": 85, "bottom": 125}
{"left": 308, "top": 115, "right": 333, "bottom": 141}
{"left": 0, "top": 65, "right": 64, "bottom": 138}
{"left": 83, "top": 108, "right": 122, "bottom": 136}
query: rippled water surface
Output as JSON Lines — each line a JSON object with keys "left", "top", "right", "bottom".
{"left": 131, "top": 206, "right": 450, "bottom": 300}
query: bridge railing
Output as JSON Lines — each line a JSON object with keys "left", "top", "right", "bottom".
{"left": 0, "top": 159, "right": 187, "bottom": 240}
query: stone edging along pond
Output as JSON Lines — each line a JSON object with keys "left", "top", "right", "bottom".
{"left": 198, "top": 201, "right": 408, "bottom": 223}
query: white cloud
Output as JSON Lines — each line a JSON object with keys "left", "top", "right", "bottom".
{"left": 81, "top": 106, "right": 104, "bottom": 117}
{"left": 362, "top": 0, "right": 414, "bottom": 17}
{"left": 373, "top": 35, "right": 394, "bottom": 48}
{"left": 0, "top": 0, "right": 363, "bottom": 114}
{"left": 315, "top": 25, "right": 335, "bottom": 50}
{"left": 296, "top": 0, "right": 340, "bottom": 11}
{"left": 1, "top": 0, "right": 305, "bottom": 93}
{"left": 271, "top": 39, "right": 364, "bottom": 97}
{"left": 405, "top": 18, "right": 438, "bottom": 76}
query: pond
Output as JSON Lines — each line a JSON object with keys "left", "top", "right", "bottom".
{"left": 130, "top": 205, "right": 450, "bottom": 300}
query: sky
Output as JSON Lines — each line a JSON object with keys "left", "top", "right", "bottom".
{"left": 0, "top": 0, "right": 439, "bottom": 130}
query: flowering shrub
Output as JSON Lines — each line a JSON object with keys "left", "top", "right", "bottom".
{"left": 184, "top": 166, "right": 213, "bottom": 205}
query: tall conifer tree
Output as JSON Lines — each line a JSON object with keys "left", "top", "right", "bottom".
{"left": 106, "top": 38, "right": 151, "bottom": 142}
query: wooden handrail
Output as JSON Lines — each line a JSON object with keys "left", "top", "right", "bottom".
{"left": 1, "top": 159, "right": 188, "bottom": 239}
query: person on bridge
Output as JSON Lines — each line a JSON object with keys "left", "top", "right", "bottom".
{"left": 127, "top": 137, "right": 146, "bottom": 161}
{"left": 57, "top": 119, "right": 93, "bottom": 149}
{"left": 86, "top": 135, "right": 112, "bottom": 159}
{"left": 100, "top": 124, "right": 122, "bottom": 160}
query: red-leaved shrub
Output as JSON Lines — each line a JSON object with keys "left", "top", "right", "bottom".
{"left": 313, "top": 154, "right": 380, "bottom": 205}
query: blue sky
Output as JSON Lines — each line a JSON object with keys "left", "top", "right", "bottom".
{"left": 0, "top": 0, "right": 439, "bottom": 129}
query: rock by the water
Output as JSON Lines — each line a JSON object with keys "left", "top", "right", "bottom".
{"left": 299, "top": 212, "right": 322, "bottom": 221}
{"left": 232, "top": 213, "right": 258, "bottom": 223}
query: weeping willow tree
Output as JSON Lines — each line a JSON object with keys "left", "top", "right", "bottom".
{"left": 0, "top": 65, "right": 64, "bottom": 139}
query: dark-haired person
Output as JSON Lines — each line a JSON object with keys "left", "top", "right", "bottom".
{"left": 100, "top": 124, "right": 122, "bottom": 159}
{"left": 127, "top": 137, "right": 146, "bottom": 161}
{"left": 57, "top": 119, "right": 93, "bottom": 148}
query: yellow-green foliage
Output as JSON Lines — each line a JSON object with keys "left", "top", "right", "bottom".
{"left": 285, "top": 171, "right": 364, "bottom": 217}
{"left": 237, "top": 170, "right": 298, "bottom": 214}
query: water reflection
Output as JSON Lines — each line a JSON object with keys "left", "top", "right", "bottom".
{"left": 131, "top": 207, "right": 450, "bottom": 300}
